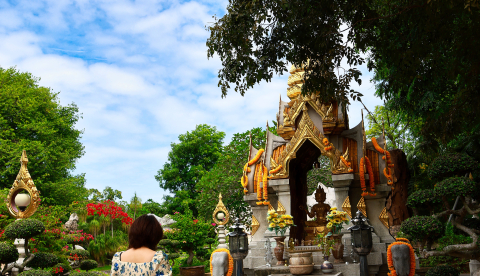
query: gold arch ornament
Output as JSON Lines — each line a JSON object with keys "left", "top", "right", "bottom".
{"left": 212, "top": 193, "right": 230, "bottom": 226}
{"left": 6, "top": 151, "right": 41, "bottom": 219}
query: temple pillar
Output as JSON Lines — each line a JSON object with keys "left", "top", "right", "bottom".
{"left": 331, "top": 173, "right": 353, "bottom": 211}
{"left": 269, "top": 179, "right": 291, "bottom": 215}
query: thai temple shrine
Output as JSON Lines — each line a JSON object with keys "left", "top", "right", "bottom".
{"left": 242, "top": 63, "right": 394, "bottom": 276}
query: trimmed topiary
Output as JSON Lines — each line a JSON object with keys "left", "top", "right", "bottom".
{"left": 28, "top": 252, "right": 59, "bottom": 269}
{"left": 428, "top": 153, "right": 479, "bottom": 180}
{"left": 4, "top": 219, "right": 45, "bottom": 240}
{"left": 19, "top": 270, "right": 53, "bottom": 276}
{"left": 406, "top": 189, "right": 440, "bottom": 208}
{"left": 0, "top": 242, "right": 19, "bottom": 264}
{"left": 79, "top": 259, "right": 98, "bottom": 271}
{"left": 434, "top": 177, "right": 477, "bottom": 198}
{"left": 425, "top": 265, "right": 459, "bottom": 276}
{"left": 400, "top": 216, "right": 443, "bottom": 241}
{"left": 169, "top": 253, "right": 180, "bottom": 260}
{"left": 52, "top": 262, "right": 71, "bottom": 275}
{"left": 68, "top": 249, "right": 90, "bottom": 260}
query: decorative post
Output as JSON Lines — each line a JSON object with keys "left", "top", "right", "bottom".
{"left": 5, "top": 150, "right": 41, "bottom": 275}
{"left": 213, "top": 193, "right": 230, "bottom": 249}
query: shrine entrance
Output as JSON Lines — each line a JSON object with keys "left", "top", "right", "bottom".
{"left": 288, "top": 139, "right": 322, "bottom": 242}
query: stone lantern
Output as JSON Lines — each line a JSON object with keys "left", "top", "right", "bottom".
{"left": 348, "top": 210, "right": 374, "bottom": 276}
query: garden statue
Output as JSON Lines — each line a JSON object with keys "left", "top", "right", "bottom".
{"left": 387, "top": 238, "right": 415, "bottom": 276}
{"left": 64, "top": 213, "right": 79, "bottom": 231}
{"left": 211, "top": 250, "right": 231, "bottom": 276}
{"left": 158, "top": 214, "right": 175, "bottom": 230}
{"left": 264, "top": 238, "right": 274, "bottom": 267}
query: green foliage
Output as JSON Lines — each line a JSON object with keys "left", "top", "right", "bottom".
{"left": 0, "top": 242, "right": 19, "bottom": 264}
{"left": 5, "top": 219, "right": 45, "bottom": 239}
{"left": 52, "top": 262, "right": 71, "bottom": 275}
{"left": 437, "top": 224, "right": 472, "bottom": 251}
{"left": 19, "top": 270, "right": 53, "bottom": 276}
{"left": 434, "top": 177, "right": 477, "bottom": 198}
{"left": 156, "top": 124, "right": 225, "bottom": 215}
{"left": 28, "top": 252, "right": 59, "bottom": 269}
{"left": 306, "top": 155, "right": 333, "bottom": 194}
{"left": 428, "top": 153, "right": 479, "bottom": 180}
{"left": 400, "top": 216, "right": 443, "bottom": 241}
{"left": 425, "top": 265, "right": 460, "bottom": 276}
{"left": 70, "top": 272, "right": 103, "bottom": 276}
{"left": 87, "top": 231, "right": 127, "bottom": 264}
{"left": 196, "top": 126, "right": 269, "bottom": 223}
{"left": 80, "top": 259, "right": 98, "bottom": 271}
{"left": 0, "top": 67, "right": 87, "bottom": 204}
{"left": 406, "top": 189, "right": 440, "bottom": 208}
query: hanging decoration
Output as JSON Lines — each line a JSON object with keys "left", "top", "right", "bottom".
{"left": 372, "top": 137, "right": 395, "bottom": 188}
{"left": 262, "top": 164, "right": 269, "bottom": 205}
{"left": 241, "top": 149, "right": 265, "bottom": 194}
{"left": 359, "top": 156, "right": 376, "bottom": 197}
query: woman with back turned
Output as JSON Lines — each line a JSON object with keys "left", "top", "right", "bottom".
{"left": 111, "top": 214, "right": 172, "bottom": 276}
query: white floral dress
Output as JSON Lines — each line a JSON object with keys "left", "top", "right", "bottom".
{"left": 111, "top": 251, "right": 173, "bottom": 276}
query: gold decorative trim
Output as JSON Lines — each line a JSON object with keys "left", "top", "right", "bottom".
{"left": 379, "top": 207, "right": 389, "bottom": 228}
{"left": 251, "top": 215, "right": 260, "bottom": 236}
{"left": 213, "top": 193, "right": 230, "bottom": 226}
{"left": 357, "top": 197, "right": 367, "bottom": 218}
{"left": 277, "top": 201, "right": 286, "bottom": 215}
{"left": 270, "top": 111, "right": 352, "bottom": 179}
{"left": 6, "top": 150, "right": 41, "bottom": 219}
{"left": 342, "top": 196, "right": 352, "bottom": 218}
{"left": 268, "top": 203, "right": 275, "bottom": 213}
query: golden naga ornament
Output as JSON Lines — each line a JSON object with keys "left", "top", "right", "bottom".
{"left": 212, "top": 193, "right": 230, "bottom": 226}
{"left": 6, "top": 150, "right": 41, "bottom": 219}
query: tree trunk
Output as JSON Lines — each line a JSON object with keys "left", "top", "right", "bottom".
{"left": 111, "top": 220, "right": 114, "bottom": 238}
{"left": 386, "top": 149, "right": 410, "bottom": 227}
{"left": 187, "top": 248, "right": 194, "bottom": 266}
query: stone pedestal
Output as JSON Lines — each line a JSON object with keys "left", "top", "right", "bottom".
{"left": 11, "top": 238, "right": 26, "bottom": 276}
{"left": 217, "top": 225, "right": 228, "bottom": 249}
{"left": 332, "top": 174, "right": 353, "bottom": 211}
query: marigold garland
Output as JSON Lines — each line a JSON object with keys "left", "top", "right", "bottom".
{"left": 248, "top": 149, "right": 264, "bottom": 166}
{"left": 323, "top": 138, "right": 329, "bottom": 146}
{"left": 340, "top": 156, "right": 353, "bottom": 172}
{"left": 387, "top": 238, "right": 415, "bottom": 276}
{"left": 263, "top": 165, "right": 268, "bottom": 201}
{"left": 210, "top": 248, "right": 234, "bottom": 276}
{"left": 269, "top": 165, "right": 283, "bottom": 175}
{"left": 360, "top": 157, "right": 376, "bottom": 197}
{"left": 256, "top": 163, "right": 263, "bottom": 202}
{"left": 372, "top": 137, "right": 395, "bottom": 187}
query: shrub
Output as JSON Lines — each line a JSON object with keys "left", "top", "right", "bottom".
{"left": 28, "top": 252, "right": 59, "bottom": 269}
{"left": 434, "top": 177, "right": 477, "bottom": 198}
{"left": 0, "top": 242, "right": 19, "bottom": 264}
{"left": 4, "top": 219, "right": 45, "bottom": 240}
{"left": 52, "top": 262, "right": 71, "bottom": 275}
{"left": 68, "top": 249, "right": 90, "bottom": 260}
{"left": 426, "top": 265, "right": 460, "bottom": 276}
{"left": 70, "top": 272, "right": 105, "bottom": 276}
{"left": 406, "top": 189, "right": 440, "bottom": 208}
{"left": 400, "top": 216, "right": 443, "bottom": 241}
{"left": 428, "top": 153, "right": 479, "bottom": 180}
{"left": 79, "top": 259, "right": 98, "bottom": 271}
{"left": 19, "top": 270, "right": 52, "bottom": 276}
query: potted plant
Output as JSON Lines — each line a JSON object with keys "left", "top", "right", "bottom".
{"left": 317, "top": 233, "right": 334, "bottom": 273}
{"left": 325, "top": 207, "right": 349, "bottom": 263}
{"left": 267, "top": 210, "right": 295, "bottom": 265}
{"left": 167, "top": 206, "right": 216, "bottom": 276}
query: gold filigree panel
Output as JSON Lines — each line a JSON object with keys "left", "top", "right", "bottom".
{"left": 379, "top": 207, "right": 389, "bottom": 228}
{"left": 6, "top": 151, "right": 41, "bottom": 219}
{"left": 251, "top": 215, "right": 260, "bottom": 236}
{"left": 342, "top": 196, "right": 352, "bottom": 218}
{"left": 277, "top": 201, "right": 286, "bottom": 215}
{"left": 357, "top": 197, "right": 367, "bottom": 218}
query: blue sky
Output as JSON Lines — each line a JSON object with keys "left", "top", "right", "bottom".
{"left": 0, "top": 0, "right": 382, "bottom": 204}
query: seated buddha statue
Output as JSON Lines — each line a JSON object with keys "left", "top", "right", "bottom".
{"left": 299, "top": 187, "right": 331, "bottom": 238}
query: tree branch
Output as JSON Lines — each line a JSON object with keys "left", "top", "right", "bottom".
{"left": 424, "top": 220, "right": 479, "bottom": 258}
{"left": 461, "top": 198, "right": 480, "bottom": 215}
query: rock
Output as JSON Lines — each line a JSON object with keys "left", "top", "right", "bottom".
{"left": 74, "top": 245, "right": 85, "bottom": 250}
{"left": 391, "top": 244, "right": 411, "bottom": 276}
{"left": 64, "top": 213, "right": 79, "bottom": 231}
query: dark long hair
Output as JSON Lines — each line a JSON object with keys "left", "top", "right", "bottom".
{"left": 128, "top": 214, "right": 163, "bottom": 250}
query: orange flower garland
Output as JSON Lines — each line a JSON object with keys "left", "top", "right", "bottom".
{"left": 262, "top": 165, "right": 270, "bottom": 205}
{"left": 241, "top": 149, "right": 265, "bottom": 194}
{"left": 387, "top": 238, "right": 415, "bottom": 276}
{"left": 248, "top": 149, "right": 264, "bottom": 166}
{"left": 340, "top": 156, "right": 353, "bottom": 173}
{"left": 269, "top": 165, "right": 282, "bottom": 175}
{"left": 323, "top": 138, "right": 332, "bottom": 151}
{"left": 360, "top": 157, "right": 376, "bottom": 197}
{"left": 372, "top": 137, "right": 394, "bottom": 188}
{"left": 256, "top": 163, "right": 263, "bottom": 203}
{"left": 210, "top": 248, "right": 234, "bottom": 276}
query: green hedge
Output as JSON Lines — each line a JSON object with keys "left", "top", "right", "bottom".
{"left": 70, "top": 272, "right": 102, "bottom": 276}
{"left": 434, "top": 177, "right": 477, "bottom": 198}
{"left": 426, "top": 265, "right": 460, "bottom": 276}
{"left": 68, "top": 249, "right": 90, "bottom": 260}
{"left": 4, "top": 219, "right": 45, "bottom": 240}
{"left": 79, "top": 259, "right": 98, "bottom": 271}
{"left": 428, "top": 153, "right": 479, "bottom": 180}
{"left": 19, "top": 270, "right": 52, "bottom": 276}
{"left": 406, "top": 189, "right": 439, "bottom": 208}
{"left": 0, "top": 242, "right": 19, "bottom": 264}
{"left": 28, "top": 252, "right": 59, "bottom": 269}
{"left": 400, "top": 216, "right": 443, "bottom": 241}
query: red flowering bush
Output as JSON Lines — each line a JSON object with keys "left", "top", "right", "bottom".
{"left": 86, "top": 200, "right": 133, "bottom": 236}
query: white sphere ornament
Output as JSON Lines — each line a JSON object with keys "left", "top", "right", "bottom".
{"left": 217, "top": 212, "right": 225, "bottom": 220}
{"left": 15, "top": 193, "right": 31, "bottom": 207}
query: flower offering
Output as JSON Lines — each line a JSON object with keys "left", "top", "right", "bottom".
{"left": 267, "top": 210, "right": 295, "bottom": 236}
{"left": 326, "top": 207, "right": 349, "bottom": 235}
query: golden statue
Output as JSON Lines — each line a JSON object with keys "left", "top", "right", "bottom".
{"left": 300, "top": 187, "right": 331, "bottom": 239}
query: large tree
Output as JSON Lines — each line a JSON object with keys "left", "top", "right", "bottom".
{"left": 0, "top": 67, "right": 87, "bottom": 205}
{"left": 156, "top": 124, "right": 225, "bottom": 215}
